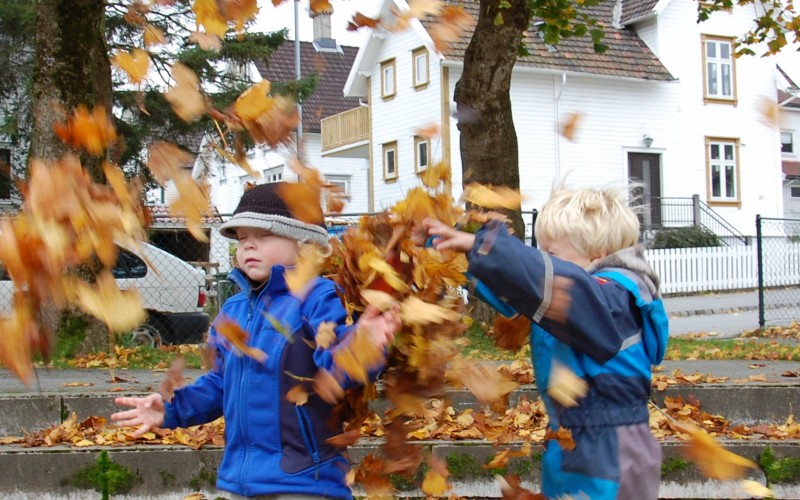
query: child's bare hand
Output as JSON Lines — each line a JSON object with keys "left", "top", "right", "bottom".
{"left": 423, "top": 218, "right": 476, "bottom": 253}
{"left": 111, "top": 393, "right": 165, "bottom": 437}
{"left": 358, "top": 304, "right": 401, "bottom": 349}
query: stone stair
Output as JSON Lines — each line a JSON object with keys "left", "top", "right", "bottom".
{"left": 1, "top": 364, "right": 799, "bottom": 499}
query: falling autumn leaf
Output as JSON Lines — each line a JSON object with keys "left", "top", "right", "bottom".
{"left": 347, "top": 12, "right": 380, "bottom": 31}
{"left": 143, "top": 24, "right": 167, "bottom": 47}
{"left": 560, "top": 111, "right": 583, "bottom": 141}
{"left": 285, "top": 244, "right": 325, "bottom": 298}
{"left": 286, "top": 385, "right": 309, "bottom": 406}
{"left": 54, "top": 105, "right": 118, "bottom": 156}
{"left": 165, "top": 63, "right": 206, "bottom": 122}
{"left": 360, "top": 289, "right": 399, "bottom": 312}
{"left": 421, "top": 454, "right": 451, "bottom": 496}
{"left": 674, "top": 421, "right": 757, "bottom": 480}
{"left": 310, "top": 0, "right": 333, "bottom": 15}
{"left": 547, "top": 363, "right": 588, "bottom": 408}
{"left": 215, "top": 316, "right": 267, "bottom": 363}
{"left": 544, "top": 426, "right": 576, "bottom": 451}
{"left": 112, "top": 48, "right": 150, "bottom": 84}
{"left": 427, "top": 5, "right": 472, "bottom": 54}
{"left": 462, "top": 183, "right": 523, "bottom": 210}
{"left": 192, "top": 0, "right": 227, "bottom": 37}
{"left": 71, "top": 272, "right": 147, "bottom": 332}
{"left": 400, "top": 295, "right": 461, "bottom": 325}
{"left": 491, "top": 314, "right": 531, "bottom": 351}
{"left": 740, "top": 479, "right": 773, "bottom": 498}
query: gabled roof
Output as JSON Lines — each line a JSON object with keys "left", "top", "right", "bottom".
{"left": 779, "top": 89, "right": 800, "bottom": 109}
{"left": 254, "top": 40, "right": 362, "bottom": 133}
{"left": 438, "top": 0, "right": 674, "bottom": 81}
{"left": 620, "top": 0, "right": 661, "bottom": 25}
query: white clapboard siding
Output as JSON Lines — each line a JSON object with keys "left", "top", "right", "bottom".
{"left": 645, "top": 242, "right": 800, "bottom": 294}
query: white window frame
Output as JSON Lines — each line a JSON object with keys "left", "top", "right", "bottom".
{"left": 702, "top": 35, "right": 736, "bottom": 104}
{"left": 782, "top": 130, "right": 794, "bottom": 154}
{"left": 381, "top": 59, "right": 396, "bottom": 99}
{"left": 706, "top": 138, "right": 741, "bottom": 205}
{"left": 382, "top": 141, "right": 398, "bottom": 181}
{"left": 414, "top": 136, "right": 430, "bottom": 173}
{"left": 325, "top": 174, "right": 351, "bottom": 202}
{"left": 262, "top": 166, "right": 284, "bottom": 183}
{"left": 412, "top": 47, "right": 429, "bottom": 89}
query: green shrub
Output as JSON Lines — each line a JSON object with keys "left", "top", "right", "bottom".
{"left": 650, "top": 227, "right": 721, "bottom": 249}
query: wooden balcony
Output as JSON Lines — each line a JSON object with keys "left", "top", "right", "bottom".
{"left": 321, "top": 106, "right": 369, "bottom": 154}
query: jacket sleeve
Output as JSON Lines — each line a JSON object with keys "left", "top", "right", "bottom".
{"left": 301, "top": 278, "right": 386, "bottom": 387}
{"left": 467, "top": 220, "right": 638, "bottom": 364}
{"left": 162, "top": 329, "right": 225, "bottom": 428}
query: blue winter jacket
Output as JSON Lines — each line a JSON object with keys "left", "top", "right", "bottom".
{"left": 468, "top": 221, "right": 669, "bottom": 499}
{"left": 162, "top": 265, "right": 362, "bottom": 499}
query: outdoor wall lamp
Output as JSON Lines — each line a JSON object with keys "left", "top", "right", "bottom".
{"left": 643, "top": 134, "right": 654, "bottom": 148}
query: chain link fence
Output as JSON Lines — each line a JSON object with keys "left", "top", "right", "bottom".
{"left": 756, "top": 215, "right": 800, "bottom": 328}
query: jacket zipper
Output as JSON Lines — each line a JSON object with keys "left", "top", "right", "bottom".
{"left": 236, "top": 295, "right": 257, "bottom": 491}
{"left": 295, "top": 405, "right": 321, "bottom": 480}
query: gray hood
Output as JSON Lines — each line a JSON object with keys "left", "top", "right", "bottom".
{"left": 587, "top": 245, "right": 661, "bottom": 299}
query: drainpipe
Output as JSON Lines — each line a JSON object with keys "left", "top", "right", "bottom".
{"left": 553, "top": 73, "right": 567, "bottom": 180}
{"left": 294, "top": 0, "right": 303, "bottom": 162}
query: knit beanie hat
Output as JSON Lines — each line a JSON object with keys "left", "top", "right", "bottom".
{"left": 219, "top": 182, "right": 329, "bottom": 246}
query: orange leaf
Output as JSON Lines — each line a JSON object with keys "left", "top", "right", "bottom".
{"left": 462, "top": 182, "right": 522, "bottom": 210}
{"left": 143, "top": 24, "right": 167, "bottom": 47}
{"left": 421, "top": 454, "right": 450, "bottom": 496}
{"left": 547, "top": 363, "right": 588, "bottom": 408}
{"left": 560, "top": 111, "right": 583, "bottom": 141}
{"left": 347, "top": 12, "right": 380, "bottom": 31}
{"left": 215, "top": 316, "right": 268, "bottom": 363}
{"left": 309, "top": 0, "right": 333, "bottom": 15}
{"left": 544, "top": 427, "right": 576, "bottom": 451}
{"left": 492, "top": 314, "right": 530, "bottom": 351}
{"left": 286, "top": 385, "right": 309, "bottom": 406}
{"left": 147, "top": 141, "right": 194, "bottom": 185}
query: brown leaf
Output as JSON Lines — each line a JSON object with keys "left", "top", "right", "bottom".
{"left": 215, "top": 316, "right": 267, "bottom": 363}
{"left": 560, "top": 111, "right": 583, "bottom": 141}
{"left": 165, "top": 63, "right": 206, "bottom": 122}
{"left": 675, "top": 421, "right": 757, "bottom": 480}
{"left": 347, "top": 12, "right": 380, "bottom": 31}
{"left": 491, "top": 314, "right": 531, "bottom": 351}
{"left": 544, "top": 427, "right": 576, "bottom": 451}
{"left": 547, "top": 363, "right": 588, "bottom": 408}
{"left": 286, "top": 384, "right": 309, "bottom": 406}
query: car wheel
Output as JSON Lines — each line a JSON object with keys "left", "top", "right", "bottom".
{"left": 128, "top": 323, "right": 163, "bottom": 348}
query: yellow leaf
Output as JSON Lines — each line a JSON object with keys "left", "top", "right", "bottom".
{"left": 286, "top": 385, "right": 309, "bottom": 406}
{"left": 112, "top": 48, "right": 150, "bottom": 84}
{"left": 165, "top": 63, "right": 205, "bottom": 122}
{"left": 285, "top": 245, "right": 324, "bottom": 297}
{"left": 676, "top": 422, "right": 757, "bottom": 480}
{"left": 400, "top": 296, "right": 460, "bottom": 325}
{"left": 462, "top": 182, "right": 522, "bottom": 210}
{"left": 71, "top": 272, "right": 147, "bottom": 332}
{"left": 547, "top": 363, "right": 588, "bottom": 408}
{"left": 360, "top": 289, "right": 399, "bottom": 312}
{"left": 192, "top": 0, "right": 227, "bottom": 37}
{"left": 74, "top": 439, "right": 94, "bottom": 447}
{"left": 421, "top": 469, "right": 449, "bottom": 496}
{"left": 359, "top": 254, "right": 409, "bottom": 293}
{"left": 143, "top": 24, "right": 166, "bottom": 47}
{"left": 740, "top": 479, "right": 773, "bottom": 498}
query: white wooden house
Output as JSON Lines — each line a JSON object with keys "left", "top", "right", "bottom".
{"left": 327, "top": 0, "right": 800, "bottom": 237}
{"left": 779, "top": 67, "right": 800, "bottom": 219}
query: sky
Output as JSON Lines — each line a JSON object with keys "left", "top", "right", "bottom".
{"left": 252, "top": 0, "right": 380, "bottom": 48}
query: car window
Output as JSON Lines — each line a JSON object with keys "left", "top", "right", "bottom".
{"left": 112, "top": 248, "right": 148, "bottom": 279}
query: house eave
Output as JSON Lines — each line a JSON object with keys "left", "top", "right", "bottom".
{"left": 442, "top": 59, "right": 676, "bottom": 83}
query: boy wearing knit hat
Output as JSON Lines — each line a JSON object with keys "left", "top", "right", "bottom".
{"left": 113, "top": 183, "right": 400, "bottom": 499}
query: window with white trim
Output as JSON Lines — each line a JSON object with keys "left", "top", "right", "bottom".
{"left": 706, "top": 138, "right": 740, "bottom": 204}
{"left": 412, "top": 47, "right": 429, "bottom": 88}
{"left": 414, "top": 136, "right": 430, "bottom": 172}
{"left": 262, "top": 166, "right": 283, "bottom": 183}
{"left": 381, "top": 59, "right": 396, "bottom": 99}
{"left": 782, "top": 131, "right": 794, "bottom": 154}
{"left": 324, "top": 175, "right": 351, "bottom": 205}
{"left": 0, "top": 147, "right": 10, "bottom": 200}
{"left": 383, "top": 141, "right": 398, "bottom": 180}
{"left": 702, "top": 36, "right": 736, "bottom": 102}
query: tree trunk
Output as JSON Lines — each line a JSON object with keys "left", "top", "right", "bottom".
{"left": 455, "top": 1, "right": 529, "bottom": 324}
{"left": 30, "top": 0, "right": 111, "bottom": 181}
{"left": 454, "top": 0, "right": 529, "bottom": 240}
{"left": 30, "top": 0, "right": 113, "bottom": 351}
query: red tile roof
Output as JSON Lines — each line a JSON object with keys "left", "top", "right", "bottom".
{"left": 435, "top": 0, "right": 674, "bottom": 81}
{"left": 253, "top": 41, "right": 362, "bottom": 133}
{"left": 620, "top": 0, "right": 659, "bottom": 24}
{"left": 784, "top": 160, "right": 800, "bottom": 178}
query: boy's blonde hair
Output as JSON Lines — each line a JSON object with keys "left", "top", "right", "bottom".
{"left": 534, "top": 185, "right": 640, "bottom": 261}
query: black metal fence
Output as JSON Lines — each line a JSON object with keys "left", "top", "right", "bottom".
{"left": 642, "top": 195, "right": 748, "bottom": 246}
{"left": 756, "top": 215, "right": 800, "bottom": 328}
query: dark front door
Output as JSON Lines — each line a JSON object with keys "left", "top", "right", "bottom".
{"left": 628, "top": 152, "right": 662, "bottom": 229}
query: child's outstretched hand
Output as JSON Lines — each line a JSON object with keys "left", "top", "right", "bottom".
{"left": 423, "top": 217, "right": 476, "bottom": 253}
{"left": 358, "top": 303, "right": 401, "bottom": 349}
{"left": 111, "top": 393, "right": 165, "bottom": 437}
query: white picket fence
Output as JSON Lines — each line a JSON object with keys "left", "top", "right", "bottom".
{"left": 645, "top": 241, "right": 800, "bottom": 295}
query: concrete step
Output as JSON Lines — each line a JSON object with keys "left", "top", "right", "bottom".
{"left": 3, "top": 381, "right": 798, "bottom": 436}
{"left": 0, "top": 440, "right": 797, "bottom": 499}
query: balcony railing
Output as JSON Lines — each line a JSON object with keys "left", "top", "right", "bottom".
{"left": 321, "top": 106, "right": 369, "bottom": 152}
